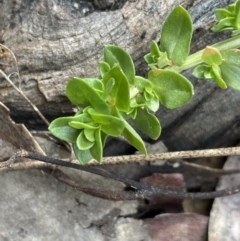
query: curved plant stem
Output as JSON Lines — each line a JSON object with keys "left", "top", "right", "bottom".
{"left": 168, "top": 34, "right": 240, "bottom": 72}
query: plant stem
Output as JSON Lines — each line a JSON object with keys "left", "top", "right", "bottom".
{"left": 168, "top": 34, "right": 240, "bottom": 72}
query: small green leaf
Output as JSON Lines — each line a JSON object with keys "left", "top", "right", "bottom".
{"left": 193, "top": 64, "right": 227, "bottom": 89}
{"left": 130, "top": 94, "right": 145, "bottom": 108}
{"left": 127, "top": 108, "right": 137, "bottom": 119}
{"left": 101, "top": 131, "right": 108, "bottom": 147}
{"left": 86, "top": 78, "right": 104, "bottom": 91}
{"left": 99, "top": 61, "right": 111, "bottom": 78}
{"left": 68, "top": 121, "right": 99, "bottom": 130}
{"left": 74, "top": 112, "right": 93, "bottom": 122}
{"left": 87, "top": 108, "right": 125, "bottom": 136}
{"left": 133, "top": 76, "right": 160, "bottom": 111}
{"left": 144, "top": 41, "right": 170, "bottom": 68}
{"left": 114, "top": 108, "right": 147, "bottom": 154}
{"left": 84, "top": 129, "right": 96, "bottom": 142}
{"left": 236, "top": 0, "right": 240, "bottom": 29}
{"left": 104, "top": 45, "right": 135, "bottom": 84}
{"left": 90, "top": 128, "right": 103, "bottom": 163}
{"left": 160, "top": 5, "right": 193, "bottom": 66}
{"left": 134, "top": 76, "right": 153, "bottom": 92}
{"left": 121, "top": 120, "right": 147, "bottom": 154}
{"left": 192, "top": 65, "right": 213, "bottom": 79}
{"left": 148, "top": 69, "right": 194, "bottom": 109}
{"left": 49, "top": 117, "right": 80, "bottom": 142}
{"left": 144, "top": 90, "right": 154, "bottom": 101}
{"left": 66, "top": 78, "right": 110, "bottom": 114}
{"left": 103, "top": 78, "right": 115, "bottom": 100}
{"left": 76, "top": 131, "right": 94, "bottom": 150}
{"left": 202, "top": 46, "right": 223, "bottom": 65}
{"left": 211, "top": 17, "right": 236, "bottom": 32}
{"left": 198, "top": 46, "right": 226, "bottom": 89}
{"left": 220, "top": 49, "right": 240, "bottom": 90}
{"left": 145, "top": 93, "right": 159, "bottom": 112}
{"left": 211, "top": 65, "right": 227, "bottom": 89}
{"left": 215, "top": 9, "right": 233, "bottom": 21}
{"left": 204, "top": 69, "right": 216, "bottom": 79}
{"left": 150, "top": 40, "right": 161, "bottom": 58}
{"left": 132, "top": 108, "right": 161, "bottom": 140}
{"left": 211, "top": 0, "right": 240, "bottom": 34}
{"left": 144, "top": 53, "right": 154, "bottom": 65}
{"left": 77, "top": 78, "right": 104, "bottom": 93}
{"left": 73, "top": 144, "right": 93, "bottom": 164}
{"left": 157, "top": 52, "right": 169, "bottom": 68}
{"left": 103, "top": 65, "right": 130, "bottom": 111}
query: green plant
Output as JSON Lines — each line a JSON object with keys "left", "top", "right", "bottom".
{"left": 49, "top": 1, "right": 240, "bottom": 164}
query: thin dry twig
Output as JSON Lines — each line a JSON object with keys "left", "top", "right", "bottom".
{"left": 0, "top": 45, "right": 72, "bottom": 152}
{"left": 0, "top": 69, "right": 50, "bottom": 126}
{"left": 3, "top": 147, "right": 240, "bottom": 175}
{"left": 0, "top": 44, "right": 21, "bottom": 88}
{"left": 0, "top": 44, "right": 49, "bottom": 126}
{"left": 85, "top": 146, "right": 240, "bottom": 165}
{"left": 1, "top": 152, "right": 239, "bottom": 178}
{"left": 2, "top": 149, "right": 240, "bottom": 200}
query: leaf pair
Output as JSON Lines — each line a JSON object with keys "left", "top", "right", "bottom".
{"left": 145, "top": 6, "right": 193, "bottom": 68}
{"left": 144, "top": 41, "right": 169, "bottom": 69}
{"left": 193, "top": 47, "right": 227, "bottom": 89}
{"left": 193, "top": 47, "right": 240, "bottom": 91}
{"left": 211, "top": 0, "right": 240, "bottom": 36}
{"left": 143, "top": 5, "right": 194, "bottom": 109}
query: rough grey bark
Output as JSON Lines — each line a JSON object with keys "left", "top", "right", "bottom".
{"left": 0, "top": 0, "right": 237, "bottom": 155}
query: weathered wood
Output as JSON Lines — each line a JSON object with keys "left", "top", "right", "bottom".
{"left": 0, "top": 0, "right": 237, "bottom": 153}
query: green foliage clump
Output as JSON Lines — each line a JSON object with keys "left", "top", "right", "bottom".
{"left": 49, "top": 1, "right": 240, "bottom": 164}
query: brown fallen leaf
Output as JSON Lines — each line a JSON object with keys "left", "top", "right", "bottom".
{"left": 144, "top": 213, "right": 208, "bottom": 241}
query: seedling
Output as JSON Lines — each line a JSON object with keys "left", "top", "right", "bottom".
{"left": 49, "top": 0, "right": 240, "bottom": 164}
